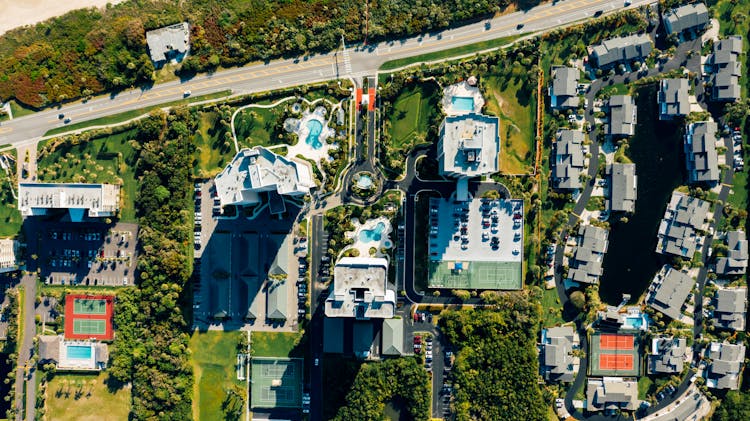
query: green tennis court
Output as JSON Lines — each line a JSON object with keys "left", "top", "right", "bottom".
{"left": 251, "top": 358, "right": 303, "bottom": 408}
{"left": 73, "top": 299, "right": 107, "bottom": 315}
{"left": 428, "top": 260, "right": 522, "bottom": 290}
{"left": 73, "top": 319, "right": 107, "bottom": 335}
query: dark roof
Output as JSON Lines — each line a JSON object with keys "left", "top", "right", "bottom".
{"left": 649, "top": 267, "right": 693, "bottom": 320}
{"left": 554, "top": 130, "right": 586, "bottom": 189}
{"left": 663, "top": 3, "right": 710, "bottom": 34}
{"left": 610, "top": 163, "right": 637, "bottom": 212}
{"left": 608, "top": 95, "right": 636, "bottom": 137}
{"left": 685, "top": 121, "right": 719, "bottom": 183}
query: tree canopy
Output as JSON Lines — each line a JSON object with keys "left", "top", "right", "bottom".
{"left": 439, "top": 291, "right": 546, "bottom": 420}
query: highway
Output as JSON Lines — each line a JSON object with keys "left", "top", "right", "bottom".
{"left": 0, "top": 0, "right": 655, "bottom": 150}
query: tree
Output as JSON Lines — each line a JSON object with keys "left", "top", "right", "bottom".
{"left": 569, "top": 291, "right": 586, "bottom": 310}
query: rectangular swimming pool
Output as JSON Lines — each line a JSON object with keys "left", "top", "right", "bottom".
{"left": 451, "top": 96, "right": 475, "bottom": 112}
{"left": 67, "top": 345, "right": 93, "bottom": 360}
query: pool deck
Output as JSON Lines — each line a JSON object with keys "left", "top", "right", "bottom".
{"left": 286, "top": 108, "right": 337, "bottom": 164}
{"left": 342, "top": 217, "right": 393, "bottom": 258}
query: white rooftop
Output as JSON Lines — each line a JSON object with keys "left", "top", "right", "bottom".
{"left": 214, "top": 147, "right": 314, "bottom": 207}
{"left": 325, "top": 257, "right": 395, "bottom": 319}
{"left": 18, "top": 183, "right": 120, "bottom": 218}
{"left": 438, "top": 113, "right": 500, "bottom": 178}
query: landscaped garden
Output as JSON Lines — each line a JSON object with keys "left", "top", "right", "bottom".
{"left": 250, "top": 331, "right": 304, "bottom": 358}
{"left": 44, "top": 373, "right": 131, "bottom": 421}
{"left": 189, "top": 330, "right": 246, "bottom": 421}
{"left": 381, "top": 82, "right": 441, "bottom": 175}
{"left": 36, "top": 129, "right": 140, "bottom": 222}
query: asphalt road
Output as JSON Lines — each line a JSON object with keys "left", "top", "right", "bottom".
{"left": 0, "top": 0, "right": 655, "bottom": 150}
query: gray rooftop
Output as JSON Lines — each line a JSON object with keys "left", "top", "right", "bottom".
{"left": 542, "top": 326, "right": 577, "bottom": 382}
{"left": 649, "top": 337, "right": 687, "bottom": 374}
{"left": 649, "top": 266, "right": 693, "bottom": 320}
{"left": 659, "top": 79, "right": 690, "bottom": 118}
{"left": 717, "top": 231, "right": 748, "bottom": 275}
{"left": 712, "top": 68, "right": 741, "bottom": 102}
{"left": 684, "top": 121, "right": 719, "bottom": 183}
{"left": 554, "top": 130, "right": 586, "bottom": 189}
{"left": 713, "top": 287, "right": 747, "bottom": 331}
{"left": 656, "top": 192, "right": 710, "bottom": 258}
{"left": 590, "top": 33, "right": 653, "bottom": 68}
{"left": 608, "top": 95, "right": 637, "bottom": 137}
{"left": 610, "top": 163, "right": 637, "bottom": 212}
{"left": 325, "top": 257, "right": 395, "bottom": 319}
{"left": 569, "top": 225, "right": 608, "bottom": 284}
{"left": 586, "top": 378, "right": 639, "bottom": 412}
{"left": 663, "top": 3, "right": 709, "bottom": 35}
{"left": 550, "top": 67, "right": 581, "bottom": 109}
{"left": 707, "top": 342, "right": 746, "bottom": 390}
{"left": 438, "top": 113, "right": 500, "bottom": 178}
{"left": 381, "top": 318, "right": 404, "bottom": 356}
{"left": 146, "top": 22, "right": 190, "bottom": 63}
{"left": 712, "top": 36, "right": 743, "bottom": 67}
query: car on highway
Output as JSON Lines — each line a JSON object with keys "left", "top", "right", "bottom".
{"left": 63, "top": 118, "right": 71, "bottom": 124}
{"left": 516, "top": 23, "right": 524, "bottom": 30}
{"left": 183, "top": 90, "right": 191, "bottom": 97}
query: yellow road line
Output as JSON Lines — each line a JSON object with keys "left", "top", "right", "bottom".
{"left": 0, "top": 127, "right": 13, "bottom": 134}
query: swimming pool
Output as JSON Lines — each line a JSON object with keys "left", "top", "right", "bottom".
{"left": 357, "top": 174, "right": 373, "bottom": 189}
{"left": 67, "top": 345, "right": 92, "bottom": 360}
{"left": 305, "top": 119, "right": 323, "bottom": 149}
{"left": 623, "top": 316, "right": 647, "bottom": 330}
{"left": 359, "top": 222, "right": 386, "bottom": 242}
{"left": 451, "top": 96, "right": 475, "bottom": 112}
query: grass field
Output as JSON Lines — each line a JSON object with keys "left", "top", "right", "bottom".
{"left": 388, "top": 83, "right": 441, "bottom": 150}
{"left": 43, "top": 90, "right": 232, "bottom": 137}
{"left": 8, "top": 100, "right": 36, "bottom": 118}
{"left": 728, "top": 167, "right": 748, "bottom": 213}
{"left": 251, "top": 331, "right": 304, "bottom": 358}
{"left": 541, "top": 287, "right": 565, "bottom": 327}
{"left": 190, "top": 330, "right": 245, "bottom": 421}
{"left": 45, "top": 373, "right": 131, "bottom": 421}
{"left": 380, "top": 35, "right": 520, "bottom": 71}
{"left": 36, "top": 129, "right": 139, "bottom": 222}
{"left": 193, "top": 111, "right": 236, "bottom": 178}
{"left": 234, "top": 106, "right": 286, "bottom": 149}
{"left": 0, "top": 151, "right": 22, "bottom": 237}
{"left": 483, "top": 75, "right": 535, "bottom": 174}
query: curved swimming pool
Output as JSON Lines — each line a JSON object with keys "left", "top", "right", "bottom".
{"left": 359, "top": 221, "right": 386, "bottom": 242}
{"left": 305, "top": 119, "right": 323, "bottom": 149}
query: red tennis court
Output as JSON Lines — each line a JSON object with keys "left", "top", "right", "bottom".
{"left": 599, "top": 354, "right": 634, "bottom": 371}
{"left": 599, "top": 333, "right": 634, "bottom": 350}
{"left": 64, "top": 294, "right": 114, "bottom": 341}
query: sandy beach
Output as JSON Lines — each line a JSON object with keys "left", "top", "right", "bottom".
{"left": 0, "top": 0, "right": 123, "bottom": 36}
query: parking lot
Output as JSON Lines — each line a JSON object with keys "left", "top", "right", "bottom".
{"left": 26, "top": 221, "right": 138, "bottom": 287}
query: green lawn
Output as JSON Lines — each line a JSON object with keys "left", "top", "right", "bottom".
{"left": 483, "top": 75, "right": 535, "bottom": 174}
{"left": 45, "top": 373, "right": 131, "bottom": 421}
{"left": 728, "top": 157, "right": 748, "bottom": 211}
{"left": 638, "top": 376, "right": 653, "bottom": 400}
{"left": 250, "top": 331, "right": 304, "bottom": 358}
{"left": 190, "top": 330, "right": 245, "bottom": 421}
{"left": 8, "top": 100, "right": 36, "bottom": 118}
{"left": 193, "top": 111, "right": 236, "bottom": 178}
{"left": 388, "top": 83, "right": 440, "bottom": 150}
{"left": 599, "top": 83, "right": 631, "bottom": 98}
{"left": 541, "top": 287, "right": 565, "bottom": 328}
{"left": 234, "top": 106, "right": 286, "bottom": 149}
{"left": 0, "top": 151, "right": 22, "bottom": 237}
{"left": 36, "top": 129, "right": 139, "bottom": 222}
{"left": 380, "top": 35, "right": 520, "bottom": 71}
{"left": 43, "top": 90, "right": 232, "bottom": 137}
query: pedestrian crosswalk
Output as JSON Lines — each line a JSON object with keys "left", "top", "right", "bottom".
{"left": 342, "top": 48, "right": 352, "bottom": 75}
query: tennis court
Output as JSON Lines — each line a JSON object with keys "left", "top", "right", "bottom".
{"left": 589, "top": 332, "right": 640, "bottom": 377}
{"left": 599, "top": 333, "right": 635, "bottom": 350}
{"left": 428, "top": 261, "right": 522, "bottom": 290}
{"left": 73, "top": 319, "right": 107, "bottom": 335}
{"left": 251, "top": 358, "right": 303, "bottom": 409}
{"left": 599, "top": 354, "right": 634, "bottom": 371}
{"left": 73, "top": 298, "right": 107, "bottom": 315}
